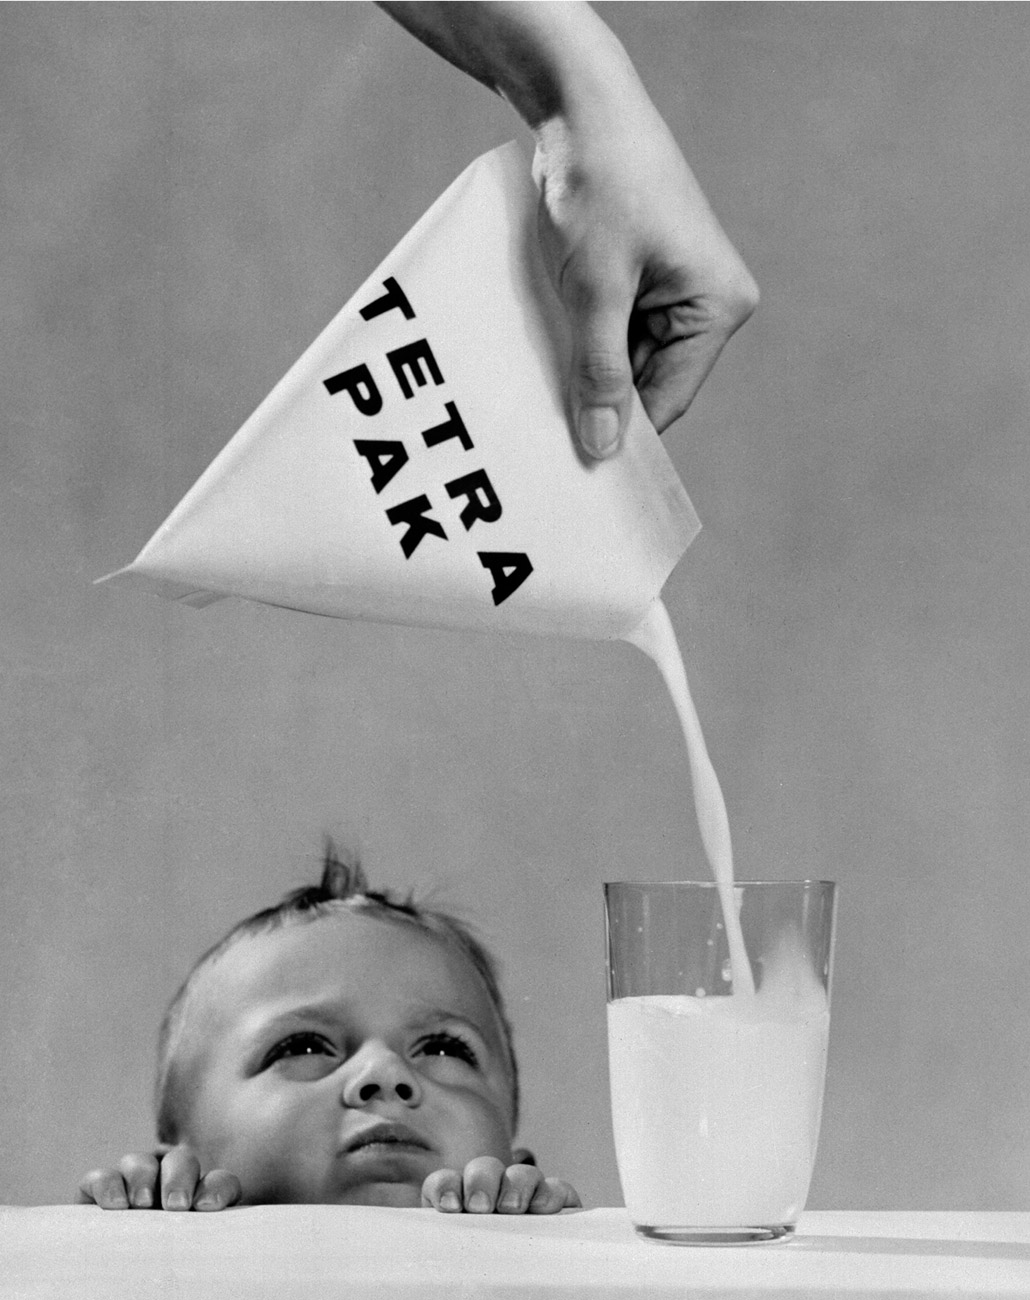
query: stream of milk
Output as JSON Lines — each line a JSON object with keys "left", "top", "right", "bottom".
{"left": 623, "top": 599, "right": 755, "bottom": 997}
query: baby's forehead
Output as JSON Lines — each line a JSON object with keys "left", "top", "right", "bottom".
{"left": 191, "top": 908, "right": 500, "bottom": 1039}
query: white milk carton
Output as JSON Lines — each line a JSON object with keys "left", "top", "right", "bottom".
{"left": 99, "top": 143, "right": 699, "bottom": 640}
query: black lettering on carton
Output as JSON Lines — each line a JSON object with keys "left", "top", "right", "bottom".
{"left": 359, "top": 277, "right": 415, "bottom": 323}
{"left": 353, "top": 440, "right": 409, "bottom": 494}
{"left": 422, "top": 401, "right": 474, "bottom": 452}
{"left": 387, "top": 339, "right": 444, "bottom": 400}
{"left": 386, "top": 495, "right": 448, "bottom": 558}
{"left": 446, "top": 469, "right": 502, "bottom": 530}
{"left": 478, "top": 552, "right": 533, "bottom": 606}
{"left": 323, "top": 364, "right": 383, "bottom": 416}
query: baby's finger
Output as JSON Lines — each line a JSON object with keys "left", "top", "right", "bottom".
{"left": 528, "top": 1177, "right": 582, "bottom": 1214}
{"left": 77, "top": 1169, "right": 129, "bottom": 1210}
{"left": 421, "top": 1167, "right": 464, "bottom": 1213}
{"left": 461, "top": 1155, "right": 506, "bottom": 1213}
{"left": 116, "top": 1152, "right": 160, "bottom": 1209}
{"left": 193, "top": 1169, "right": 242, "bottom": 1212}
{"left": 496, "top": 1163, "right": 544, "bottom": 1214}
{"left": 159, "top": 1145, "right": 202, "bottom": 1210}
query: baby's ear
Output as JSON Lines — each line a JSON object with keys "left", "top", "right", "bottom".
{"left": 511, "top": 1147, "right": 537, "bottom": 1167}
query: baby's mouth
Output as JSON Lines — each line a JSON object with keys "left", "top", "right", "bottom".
{"left": 343, "top": 1122, "right": 431, "bottom": 1156}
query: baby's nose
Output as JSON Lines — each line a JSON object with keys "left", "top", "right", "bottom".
{"left": 341, "top": 1042, "right": 423, "bottom": 1108}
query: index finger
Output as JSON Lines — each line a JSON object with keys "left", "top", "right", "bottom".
{"left": 636, "top": 328, "right": 727, "bottom": 434}
{"left": 634, "top": 277, "right": 758, "bottom": 434}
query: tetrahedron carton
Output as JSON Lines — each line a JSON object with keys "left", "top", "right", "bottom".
{"left": 99, "top": 142, "right": 700, "bottom": 640}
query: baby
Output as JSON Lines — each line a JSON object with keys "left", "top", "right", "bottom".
{"left": 78, "top": 846, "right": 580, "bottom": 1215}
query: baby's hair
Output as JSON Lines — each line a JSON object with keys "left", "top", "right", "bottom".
{"left": 155, "top": 841, "right": 519, "bottom": 1143}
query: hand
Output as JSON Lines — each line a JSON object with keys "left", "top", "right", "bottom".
{"left": 377, "top": 3, "right": 758, "bottom": 459}
{"left": 533, "top": 102, "right": 758, "bottom": 457}
{"left": 421, "top": 1155, "right": 581, "bottom": 1215}
{"left": 77, "top": 1144, "right": 242, "bottom": 1211}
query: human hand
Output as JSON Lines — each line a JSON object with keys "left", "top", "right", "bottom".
{"left": 533, "top": 96, "right": 758, "bottom": 458}
{"left": 421, "top": 1155, "right": 581, "bottom": 1214}
{"left": 77, "top": 1144, "right": 242, "bottom": 1211}
{"left": 377, "top": 2, "right": 757, "bottom": 459}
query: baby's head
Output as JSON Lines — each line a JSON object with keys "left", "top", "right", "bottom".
{"left": 155, "top": 845, "right": 519, "bottom": 1206}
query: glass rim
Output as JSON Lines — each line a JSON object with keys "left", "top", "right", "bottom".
{"left": 603, "top": 879, "right": 836, "bottom": 889}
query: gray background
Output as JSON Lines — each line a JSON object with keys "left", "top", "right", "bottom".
{"left": 2, "top": 2, "right": 1028, "bottom": 1209}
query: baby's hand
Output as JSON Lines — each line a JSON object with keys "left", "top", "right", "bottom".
{"left": 77, "top": 1144, "right": 241, "bottom": 1211}
{"left": 421, "top": 1156, "right": 581, "bottom": 1215}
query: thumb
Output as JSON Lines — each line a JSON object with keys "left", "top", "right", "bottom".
{"left": 563, "top": 273, "right": 635, "bottom": 460}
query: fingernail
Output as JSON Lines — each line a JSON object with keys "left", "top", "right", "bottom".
{"left": 468, "top": 1191, "right": 492, "bottom": 1214}
{"left": 578, "top": 407, "right": 620, "bottom": 457}
{"left": 166, "top": 1191, "right": 190, "bottom": 1211}
{"left": 194, "top": 1193, "right": 219, "bottom": 1211}
{"left": 132, "top": 1188, "right": 153, "bottom": 1209}
{"left": 499, "top": 1191, "right": 521, "bottom": 1212}
{"left": 440, "top": 1191, "right": 461, "bottom": 1213}
{"left": 108, "top": 1193, "right": 128, "bottom": 1210}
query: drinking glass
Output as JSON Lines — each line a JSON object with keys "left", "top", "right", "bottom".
{"left": 605, "top": 880, "right": 836, "bottom": 1244}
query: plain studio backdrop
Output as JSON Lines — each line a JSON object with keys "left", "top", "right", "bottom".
{"left": 2, "top": 3, "right": 1028, "bottom": 1210}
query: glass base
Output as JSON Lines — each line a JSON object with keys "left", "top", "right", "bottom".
{"left": 635, "top": 1223, "right": 795, "bottom": 1246}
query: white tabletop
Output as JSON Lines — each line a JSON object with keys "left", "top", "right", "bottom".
{"left": 3, "top": 1206, "right": 1029, "bottom": 1299}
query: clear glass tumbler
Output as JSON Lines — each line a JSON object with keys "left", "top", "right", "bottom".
{"left": 605, "top": 880, "right": 836, "bottom": 1245}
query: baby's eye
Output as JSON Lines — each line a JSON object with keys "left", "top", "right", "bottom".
{"left": 262, "top": 1032, "right": 337, "bottom": 1072}
{"left": 414, "top": 1032, "right": 479, "bottom": 1069}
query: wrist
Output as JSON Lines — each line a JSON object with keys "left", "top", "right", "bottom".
{"left": 379, "top": 3, "right": 646, "bottom": 133}
{"left": 521, "top": 15, "right": 671, "bottom": 180}
{"left": 495, "top": 5, "right": 643, "bottom": 132}
{"left": 530, "top": 63, "right": 675, "bottom": 215}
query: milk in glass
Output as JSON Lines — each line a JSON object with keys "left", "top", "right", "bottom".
{"left": 607, "top": 947, "right": 830, "bottom": 1227}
